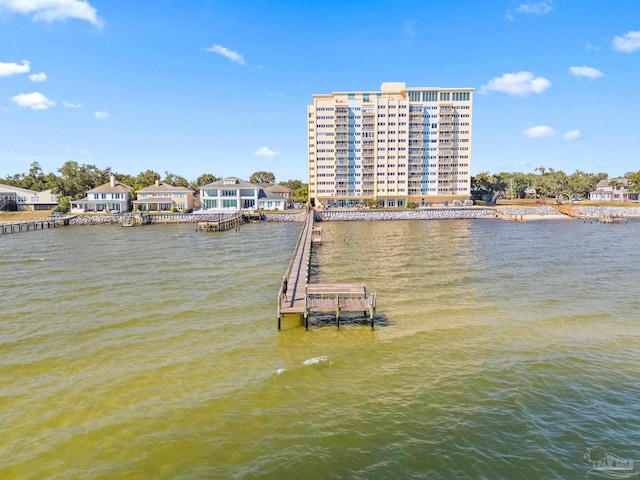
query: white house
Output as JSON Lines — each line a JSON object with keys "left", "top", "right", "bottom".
{"left": 198, "top": 177, "right": 286, "bottom": 212}
{"left": 71, "top": 175, "right": 132, "bottom": 213}
{"left": 0, "top": 183, "right": 59, "bottom": 211}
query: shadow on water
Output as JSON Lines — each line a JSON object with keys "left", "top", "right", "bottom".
{"left": 306, "top": 310, "right": 391, "bottom": 329}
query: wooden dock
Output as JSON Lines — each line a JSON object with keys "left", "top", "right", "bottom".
{"left": 598, "top": 214, "right": 627, "bottom": 224}
{"left": 196, "top": 212, "right": 244, "bottom": 232}
{"left": 1, "top": 216, "right": 72, "bottom": 234}
{"left": 277, "top": 209, "right": 377, "bottom": 330}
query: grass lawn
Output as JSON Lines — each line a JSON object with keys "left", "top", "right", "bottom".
{"left": 0, "top": 211, "right": 56, "bottom": 222}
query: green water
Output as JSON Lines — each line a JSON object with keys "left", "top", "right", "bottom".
{"left": 1, "top": 219, "right": 639, "bottom": 479}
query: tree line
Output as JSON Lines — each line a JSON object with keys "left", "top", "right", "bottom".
{"left": 472, "top": 168, "right": 640, "bottom": 200}
{"left": 1, "top": 162, "right": 309, "bottom": 210}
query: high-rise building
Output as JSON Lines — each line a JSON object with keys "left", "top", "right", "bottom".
{"left": 308, "top": 82, "right": 473, "bottom": 208}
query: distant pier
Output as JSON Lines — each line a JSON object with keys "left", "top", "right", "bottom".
{"left": 1, "top": 216, "right": 73, "bottom": 235}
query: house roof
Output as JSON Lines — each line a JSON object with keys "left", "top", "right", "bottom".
{"left": 0, "top": 183, "right": 40, "bottom": 195}
{"left": 264, "top": 184, "right": 293, "bottom": 194}
{"left": 88, "top": 180, "right": 132, "bottom": 193}
{"left": 200, "top": 177, "right": 257, "bottom": 189}
{"left": 137, "top": 182, "right": 193, "bottom": 193}
{"left": 596, "top": 178, "right": 629, "bottom": 188}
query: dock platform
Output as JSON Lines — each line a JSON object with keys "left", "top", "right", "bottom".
{"left": 277, "top": 209, "right": 377, "bottom": 329}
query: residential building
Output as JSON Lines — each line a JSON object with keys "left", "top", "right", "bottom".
{"left": 133, "top": 180, "right": 196, "bottom": 212}
{"left": 71, "top": 175, "right": 132, "bottom": 213}
{"left": 308, "top": 82, "right": 473, "bottom": 208}
{"left": 263, "top": 183, "right": 294, "bottom": 207}
{"left": 198, "top": 177, "right": 286, "bottom": 212}
{"left": 0, "top": 183, "right": 59, "bottom": 211}
{"left": 589, "top": 178, "right": 638, "bottom": 202}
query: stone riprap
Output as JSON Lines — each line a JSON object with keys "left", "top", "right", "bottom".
{"left": 316, "top": 208, "right": 496, "bottom": 221}
{"left": 63, "top": 206, "right": 639, "bottom": 226}
{"left": 496, "top": 206, "right": 558, "bottom": 216}
{"left": 575, "top": 206, "right": 640, "bottom": 217}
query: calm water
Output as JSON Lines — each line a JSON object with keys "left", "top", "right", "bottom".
{"left": 1, "top": 219, "right": 639, "bottom": 479}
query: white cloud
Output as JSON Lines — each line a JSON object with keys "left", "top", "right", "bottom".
{"left": 94, "top": 111, "right": 109, "bottom": 120}
{"left": 564, "top": 129, "right": 581, "bottom": 140}
{"left": 515, "top": 1, "right": 552, "bottom": 15}
{"left": 523, "top": 125, "right": 556, "bottom": 138}
{"left": 255, "top": 146, "right": 278, "bottom": 158}
{"left": 507, "top": 1, "right": 552, "bottom": 20}
{"left": 569, "top": 66, "right": 603, "bottom": 78}
{"left": 29, "top": 72, "right": 47, "bottom": 82}
{"left": 205, "top": 45, "right": 246, "bottom": 65}
{"left": 0, "top": 59, "right": 30, "bottom": 77}
{"left": 480, "top": 71, "right": 551, "bottom": 96}
{"left": 11, "top": 91, "right": 55, "bottom": 110}
{"left": 63, "top": 101, "right": 81, "bottom": 108}
{"left": 0, "top": 0, "right": 102, "bottom": 25}
{"left": 612, "top": 30, "right": 640, "bottom": 53}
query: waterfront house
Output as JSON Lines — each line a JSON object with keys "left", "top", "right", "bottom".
{"left": 71, "top": 175, "right": 132, "bottom": 213}
{"left": 264, "top": 183, "right": 295, "bottom": 207}
{"left": 133, "top": 180, "right": 196, "bottom": 212}
{"left": 589, "top": 178, "right": 638, "bottom": 203}
{"left": 0, "top": 183, "right": 59, "bottom": 211}
{"left": 198, "top": 177, "right": 286, "bottom": 212}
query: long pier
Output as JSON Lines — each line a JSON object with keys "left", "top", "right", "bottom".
{"left": 1, "top": 216, "right": 72, "bottom": 235}
{"left": 277, "top": 209, "right": 376, "bottom": 330}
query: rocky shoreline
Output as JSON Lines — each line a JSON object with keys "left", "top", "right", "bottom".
{"left": 61, "top": 205, "right": 640, "bottom": 226}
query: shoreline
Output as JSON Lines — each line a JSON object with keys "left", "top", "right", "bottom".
{"left": 3, "top": 206, "right": 639, "bottom": 227}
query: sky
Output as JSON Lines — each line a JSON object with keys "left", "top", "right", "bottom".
{"left": 1, "top": 0, "right": 639, "bottom": 183}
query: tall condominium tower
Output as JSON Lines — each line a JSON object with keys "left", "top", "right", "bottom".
{"left": 308, "top": 82, "right": 473, "bottom": 208}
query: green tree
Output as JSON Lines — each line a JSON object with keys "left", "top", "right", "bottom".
{"left": 626, "top": 171, "right": 640, "bottom": 193}
{"left": 53, "top": 161, "right": 112, "bottom": 199}
{"left": 294, "top": 184, "right": 308, "bottom": 203}
{"left": 163, "top": 171, "right": 189, "bottom": 187}
{"left": 132, "top": 170, "right": 161, "bottom": 187}
{"left": 280, "top": 179, "right": 303, "bottom": 190}
{"left": 250, "top": 171, "right": 275, "bottom": 184}
{"left": 191, "top": 173, "right": 220, "bottom": 190}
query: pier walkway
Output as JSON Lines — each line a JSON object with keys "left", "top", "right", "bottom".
{"left": 1, "top": 215, "right": 75, "bottom": 235}
{"left": 277, "top": 209, "right": 376, "bottom": 330}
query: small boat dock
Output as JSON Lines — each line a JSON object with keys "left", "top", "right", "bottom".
{"left": 598, "top": 214, "right": 627, "bottom": 224}
{"left": 197, "top": 212, "right": 244, "bottom": 232}
{"left": 277, "top": 209, "right": 377, "bottom": 330}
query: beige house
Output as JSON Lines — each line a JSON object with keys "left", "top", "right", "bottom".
{"left": 308, "top": 81, "right": 473, "bottom": 208}
{"left": 0, "top": 183, "right": 59, "bottom": 211}
{"left": 264, "top": 184, "right": 294, "bottom": 207}
{"left": 589, "top": 178, "right": 638, "bottom": 203}
{"left": 133, "top": 180, "right": 196, "bottom": 212}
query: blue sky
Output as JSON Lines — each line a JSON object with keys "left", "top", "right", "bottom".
{"left": 1, "top": 0, "right": 639, "bottom": 184}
